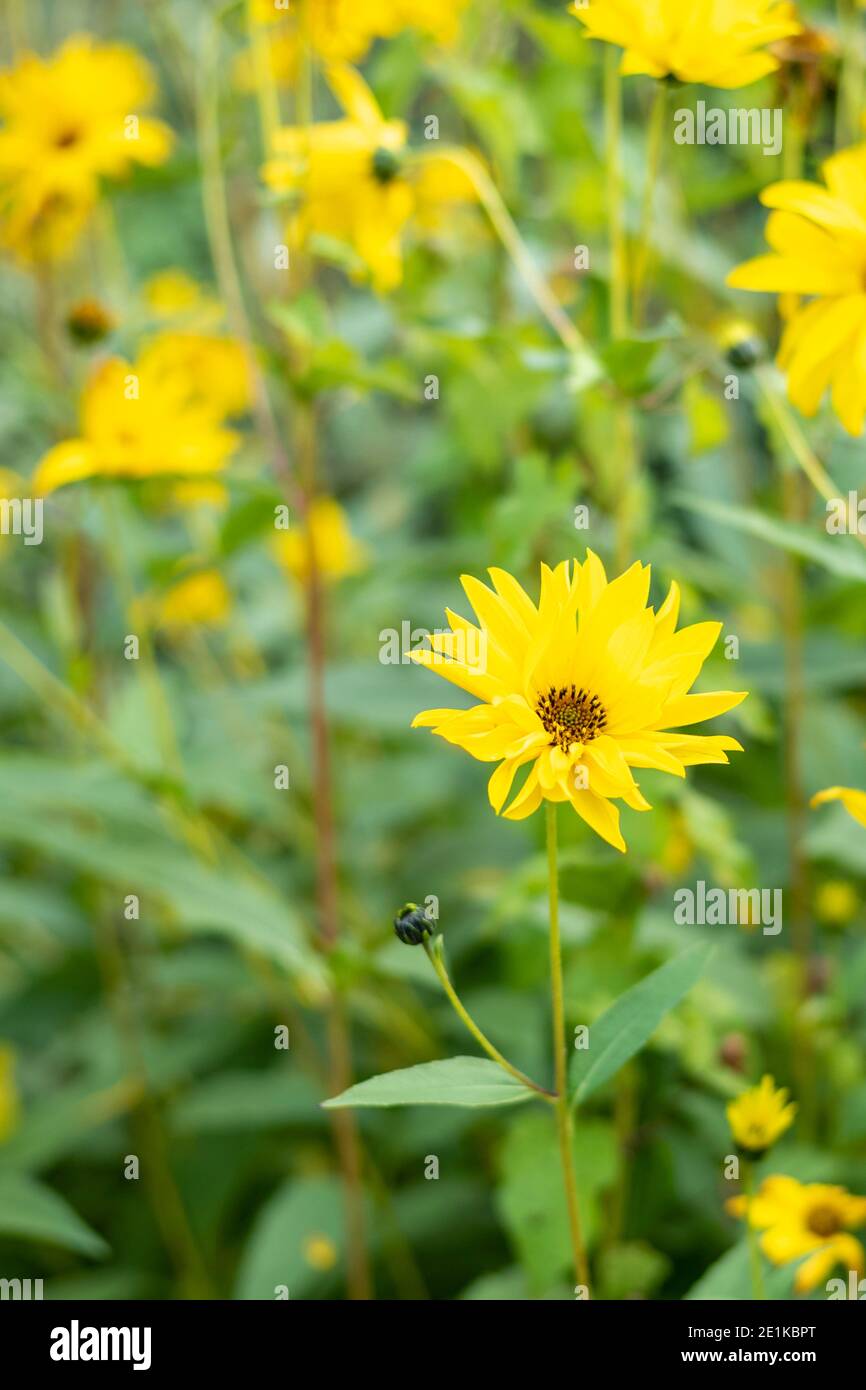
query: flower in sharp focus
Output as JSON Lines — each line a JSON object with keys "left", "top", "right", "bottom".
{"left": 261, "top": 63, "right": 477, "bottom": 292}
{"left": 569, "top": 0, "right": 801, "bottom": 88}
{"left": 273, "top": 496, "right": 368, "bottom": 584}
{"left": 0, "top": 36, "right": 173, "bottom": 262}
{"left": 727, "top": 1176, "right": 866, "bottom": 1292}
{"left": 33, "top": 356, "right": 240, "bottom": 495}
{"left": 728, "top": 145, "right": 866, "bottom": 436}
{"left": 812, "top": 784, "right": 866, "bottom": 828}
{"left": 727, "top": 1075, "right": 796, "bottom": 1156}
{"left": 410, "top": 553, "right": 747, "bottom": 852}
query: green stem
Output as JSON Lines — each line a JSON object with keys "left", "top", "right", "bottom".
{"left": 546, "top": 802, "right": 592, "bottom": 1295}
{"left": 603, "top": 49, "right": 628, "bottom": 339}
{"left": 423, "top": 937, "right": 555, "bottom": 1099}
{"left": 632, "top": 81, "right": 667, "bottom": 329}
{"left": 743, "top": 1161, "right": 766, "bottom": 1300}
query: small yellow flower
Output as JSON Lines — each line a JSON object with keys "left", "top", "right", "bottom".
{"left": 302, "top": 1232, "right": 338, "bottom": 1272}
{"left": 156, "top": 570, "right": 231, "bottom": 631}
{"left": 410, "top": 553, "right": 746, "bottom": 852}
{"left": 33, "top": 355, "right": 240, "bottom": 495}
{"left": 262, "top": 63, "right": 477, "bottom": 292}
{"left": 815, "top": 879, "right": 858, "bottom": 925}
{"left": 274, "top": 496, "right": 368, "bottom": 584}
{"left": 139, "top": 331, "right": 253, "bottom": 419}
{"left": 0, "top": 36, "right": 173, "bottom": 262}
{"left": 728, "top": 1176, "right": 866, "bottom": 1292}
{"left": 812, "top": 785, "right": 866, "bottom": 828}
{"left": 0, "top": 1045, "right": 20, "bottom": 1143}
{"left": 570, "top": 0, "right": 801, "bottom": 88}
{"left": 727, "top": 1075, "right": 796, "bottom": 1155}
{"left": 144, "top": 269, "right": 212, "bottom": 320}
{"left": 728, "top": 145, "right": 866, "bottom": 436}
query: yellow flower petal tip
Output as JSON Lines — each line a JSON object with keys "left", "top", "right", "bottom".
{"left": 410, "top": 555, "right": 747, "bottom": 851}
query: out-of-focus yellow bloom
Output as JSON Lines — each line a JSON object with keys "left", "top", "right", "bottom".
{"left": 171, "top": 480, "right": 230, "bottom": 512}
{"left": 33, "top": 356, "right": 240, "bottom": 495}
{"left": 0, "top": 36, "right": 173, "bottom": 262}
{"left": 156, "top": 570, "right": 231, "bottom": 630}
{"left": 727, "top": 1075, "right": 796, "bottom": 1155}
{"left": 238, "top": 0, "right": 466, "bottom": 88}
{"left": 570, "top": 0, "right": 801, "bottom": 87}
{"left": 303, "top": 1232, "right": 338, "bottom": 1271}
{"left": 411, "top": 553, "right": 746, "bottom": 851}
{"left": 262, "top": 64, "right": 476, "bottom": 291}
{"left": 274, "top": 496, "right": 368, "bottom": 583}
{"left": 728, "top": 1176, "right": 866, "bottom": 1292}
{"left": 728, "top": 146, "right": 866, "bottom": 436}
{"left": 139, "top": 332, "right": 253, "bottom": 419}
{"left": 812, "top": 784, "right": 866, "bottom": 827}
{"left": 0, "top": 1045, "right": 20, "bottom": 1142}
{"left": 815, "top": 880, "right": 858, "bottom": 924}
{"left": 144, "top": 269, "right": 209, "bottom": 319}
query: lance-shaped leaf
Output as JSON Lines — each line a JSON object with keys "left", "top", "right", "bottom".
{"left": 324, "top": 1057, "right": 537, "bottom": 1109}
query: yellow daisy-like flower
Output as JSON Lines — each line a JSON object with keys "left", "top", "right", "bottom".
{"left": 728, "top": 145, "right": 866, "bottom": 436}
{"left": 812, "top": 784, "right": 866, "bottom": 828}
{"left": 139, "top": 331, "right": 253, "bottom": 419}
{"left": 728, "top": 1176, "right": 866, "bottom": 1293}
{"left": 727, "top": 1075, "right": 796, "bottom": 1155}
{"left": 144, "top": 268, "right": 210, "bottom": 319}
{"left": 33, "top": 356, "right": 240, "bottom": 495}
{"left": 0, "top": 1045, "right": 19, "bottom": 1143}
{"left": 814, "top": 879, "right": 858, "bottom": 925}
{"left": 262, "top": 63, "right": 477, "bottom": 292}
{"left": 274, "top": 496, "right": 368, "bottom": 584}
{"left": 0, "top": 36, "right": 173, "bottom": 262}
{"left": 570, "top": 0, "right": 801, "bottom": 89}
{"left": 410, "top": 553, "right": 747, "bottom": 852}
{"left": 156, "top": 571, "right": 231, "bottom": 631}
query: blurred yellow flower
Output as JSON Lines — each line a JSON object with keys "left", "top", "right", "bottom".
{"left": 812, "top": 784, "right": 866, "bottom": 827}
{"left": 815, "top": 879, "right": 858, "bottom": 924}
{"left": 303, "top": 1232, "right": 338, "bottom": 1271}
{"left": 0, "top": 1045, "right": 20, "bottom": 1143}
{"left": 727, "top": 1075, "right": 796, "bottom": 1155}
{"left": 144, "top": 269, "right": 209, "bottom": 319}
{"left": 410, "top": 553, "right": 746, "bottom": 851}
{"left": 570, "top": 0, "right": 801, "bottom": 87}
{"left": 275, "top": 496, "right": 368, "bottom": 583}
{"left": 0, "top": 36, "right": 173, "bottom": 262}
{"left": 156, "top": 571, "right": 231, "bottom": 631}
{"left": 728, "top": 1176, "right": 866, "bottom": 1292}
{"left": 728, "top": 146, "right": 866, "bottom": 436}
{"left": 262, "top": 63, "right": 477, "bottom": 291}
{"left": 140, "top": 331, "right": 253, "bottom": 419}
{"left": 34, "top": 356, "right": 240, "bottom": 495}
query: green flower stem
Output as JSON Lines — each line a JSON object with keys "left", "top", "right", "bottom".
{"left": 423, "top": 937, "right": 555, "bottom": 1100}
{"left": 743, "top": 1160, "right": 767, "bottom": 1300}
{"left": 546, "top": 802, "right": 592, "bottom": 1295}
{"left": 603, "top": 49, "right": 628, "bottom": 340}
{"left": 632, "top": 81, "right": 667, "bottom": 329}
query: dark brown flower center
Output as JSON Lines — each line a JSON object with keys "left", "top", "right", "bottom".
{"left": 537, "top": 684, "right": 606, "bottom": 752}
{"left": 807, "top": 1204, "right": 842, "bottom": 1238}
{"left": 54, "top": 127, "right": 82, "bottom": 149}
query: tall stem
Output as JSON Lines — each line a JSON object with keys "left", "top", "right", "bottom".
{"left": 546, "top": 802, "right": 592, "bottom": 1295}
{"left": 743, "top": 1161, "right": 766, "bottom": 1300}
{"left": 632, "top": 82, "right": 667, "bottom": 329}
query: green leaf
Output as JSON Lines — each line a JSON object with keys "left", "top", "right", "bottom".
{"left": 235, "top": 1176, "right": 344, "bottom": 1300}
{"left": 674, "top": 493, "right": 866, "bottom": 583}
{"left": 685, "top": 1240, "right": 799, "bottom": 1300}
{"left": 322, "top": 1057, "right": 536, "bottom": 1109}
{"left": 569, "top": 943, "right": 714, "bottom": 1107}
{"left": 0, "top": 1174, "right": 109, "bottom": 1258}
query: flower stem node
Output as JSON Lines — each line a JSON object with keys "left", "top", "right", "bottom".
{"left": 393, "top": 902, "right": 436, "bottom": 946}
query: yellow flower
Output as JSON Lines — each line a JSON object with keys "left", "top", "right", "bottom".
{"left": 812, "top": 784, "right": 866, "bottom": 827}
{"left": 570, "top": 0, "right": 801, "bottom": 88}
{"left": 728, "top": 1176, "right": 866, "bottom": 1292}
{"left": 33, "top": 356, "right": 240, "bottom": 495}
{"left": 303, "top": 1232, "right": 338, "bottom": 1272}
{"left": 274, "top": 496, "right": 368, "bottom": 583}
{"left": 815, "top": 879, "right": 858, "bottom": 924}
{"left": 144, "top": 269, "right": 210, "bottom": 319}
{"left": 728, "top": 145, "right": 866, "bottom": 435}
{"left": 0, "top": 36, "right": 173, "bottom": 262}
{"left": 0, "top": 1045, "right": 20, "bottom": 1143}
{"left": 410, "top": 553, "right": 746, "bottom": 852}
{"left": 156, "top": 571, "right": 231, "bottom": 631}
{"left": 139, "top": 331, "right": 253, "bottom": 419}
{"left": 262, "top": 63, "right": 477, "bottom": 291}
{"left": 727, "top": 1075, "right": 796, "bottom": 1155}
